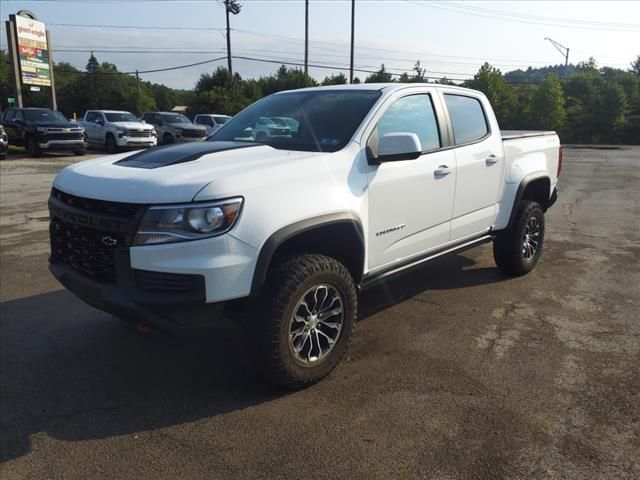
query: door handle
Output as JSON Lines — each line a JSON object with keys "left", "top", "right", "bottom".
{"left": 486, "top": 155, "right": 499, "bottom": 165}
{"left": 434, "top": 165, "right": 453, "bottom": 177}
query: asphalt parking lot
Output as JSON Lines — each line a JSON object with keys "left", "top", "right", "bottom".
{"left": 1, "top": 147, "right": 639, "bottom": 479}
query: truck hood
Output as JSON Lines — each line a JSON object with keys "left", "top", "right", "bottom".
{"left": 53, "top": 141, "right": 324, "bottom": 204}
{"left": 109, "top": 121, "right": 155, "bottom": 130}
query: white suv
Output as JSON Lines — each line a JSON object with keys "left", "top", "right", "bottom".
{"left": 194, "top": 114, "right": 231, "bottom": 134}
{"left": 49, "top": 84, "right": 560, "bottom": 388}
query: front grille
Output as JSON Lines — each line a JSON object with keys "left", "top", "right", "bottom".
{"left": 181, "top": 129, "right": 205, "bottom": 138}
{"left": 50, "top": 219, "right": 125, "bottom": 280}
{"left": 126, "top": 129, "right": 154, "bottom": 138}
{"left": 51, "top": 188, "right": 142, "bottom": 218}
{"left": 135, "top": 270, "right": 200, "bottom": 292}
{"left": 44, "top": 132, "right": 83, "bottom": 141}
{"left": 49, "top": 189, "right": 145, "bottom": 282}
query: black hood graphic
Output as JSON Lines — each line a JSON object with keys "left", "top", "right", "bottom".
{"left": 114, "top": 141, "right": 259, "bottom": 169}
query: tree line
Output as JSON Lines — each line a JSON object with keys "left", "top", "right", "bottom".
{"left": 1, "top": 51, "right": 638, "bottom": 144}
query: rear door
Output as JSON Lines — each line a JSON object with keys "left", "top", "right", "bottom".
{"left": 366, "top": 91, "right": 457, "bottom": 270}
{"left": 84, "top": 112, "right": 99, "bottom": 143}
{"left": 441, "top": 92, "right": 504, "bottom": 240}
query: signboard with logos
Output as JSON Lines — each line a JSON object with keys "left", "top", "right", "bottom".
{"left": 14, "top": 15, "right": 51, "bottom": 87}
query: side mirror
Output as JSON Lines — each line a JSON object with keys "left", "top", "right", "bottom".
{"left": 95, "top": 118, "right": 104, "bottom": 126}
{"left": 375, "top": 132, "right": 422, "bottom": 163}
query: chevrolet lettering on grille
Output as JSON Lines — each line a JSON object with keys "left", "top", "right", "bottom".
{"left": 49, "top": 204, "right": 125, "bottom": 232}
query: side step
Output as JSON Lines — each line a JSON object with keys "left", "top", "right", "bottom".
{"left": 359, "top": 235, "right": 493, "bottom": 291}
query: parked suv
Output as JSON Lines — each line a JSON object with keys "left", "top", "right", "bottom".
{"left": 50, "top": 84, "right": 560, "bottom": 388}
{"left": 80, "top": 110, "right": 156, "bottom": 153}
{"left": 141, "top": 112, "right": 207, "bottom": 145}
{"left": 2, "top": 108, "right": 86, "bottom": 156}
{"left": 0, "top": 125, "right": 7, "bottom": 160}
{"left": 194, "top": 114, "right": 231, "bottom": 134}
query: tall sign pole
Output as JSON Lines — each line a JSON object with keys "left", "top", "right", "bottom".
{"left": 349, "top": 0, "right": 355, "bottom": 83}
{"left": 5, "top": 19, "right": 24, "bottom": 108}
{"left": 46, "top": 30, "right": 57, "bottom": 109}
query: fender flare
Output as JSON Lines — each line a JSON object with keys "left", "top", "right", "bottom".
{"left": 249, "top": 212, "right": 365, "bottom": 296}
{"left": 503, "top": 173, "right": 551, "bottom": 231}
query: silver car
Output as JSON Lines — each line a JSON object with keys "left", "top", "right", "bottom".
{"left": 194, "top": 114, "right": 232, "bottom": 134}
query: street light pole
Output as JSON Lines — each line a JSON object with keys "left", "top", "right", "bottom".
{"left": 349, "top": 0, "right": 355, "bottom": 83}
{"left": 224, "top": 0, "right": 241, "bottom": 77}
{"left": 544, "top": 37, "right": 570, "bottom": 82}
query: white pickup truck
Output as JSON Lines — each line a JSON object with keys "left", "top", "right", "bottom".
{"left": 79, "top": 110, "right": 157, "bottom": 153}
{"left": 49, "top": 84, "right": 560, "bottom": 388}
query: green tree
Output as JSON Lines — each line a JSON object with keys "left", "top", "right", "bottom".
{"left": 465, "top": 62, "right": 516, "bottom": 128}
{"left": 321, "top": 73, "right": 347, "bottom": 85}
{"left": 365, "top": 64, "right": 394, "bottom": 83}
{"left": 630, "top": 54, "right": 640, "bottom": 76}
{"left": 527, "top": 75, "right": 566, "bottom": 131}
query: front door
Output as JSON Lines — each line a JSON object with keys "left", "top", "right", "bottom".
{"left": 367, "top": 93, "right": 456, "bottom": 270}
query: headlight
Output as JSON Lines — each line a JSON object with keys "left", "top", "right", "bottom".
{"left": 133, "top": 197, "right": 243, "bottom": 245}
{"left": 37, "top": 127, "right": 48, "bottom": 133}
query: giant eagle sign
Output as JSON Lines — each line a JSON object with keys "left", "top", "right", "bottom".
{"left": 5, "top": 11, "right": 57, "bottom": 108}
{"left": 14, "top": 15, "right": 52, "bottom": 87}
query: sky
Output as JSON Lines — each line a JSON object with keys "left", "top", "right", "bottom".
{"left": 1, "top": 0, "right": 638, "bottom": 89}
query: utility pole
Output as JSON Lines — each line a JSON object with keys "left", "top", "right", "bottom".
{"left": 224, "top": 0, "right": 241, "bottom": 77}
{"left": 304, "top": 0, "right": 309, "bottom": 75}
{"left": 349, "top": 0, "right": 355, "bottom": 83}
{"left": 135, "top": 70, "right": 141, "bottom": 112}
{"left": 544, "top": 37, "right": 570, "bottom": 82}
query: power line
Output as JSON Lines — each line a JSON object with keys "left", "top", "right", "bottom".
{"left": 406, "top": 1, "right": 640, "bottom": 32}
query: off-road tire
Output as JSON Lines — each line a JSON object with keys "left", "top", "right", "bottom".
{"left": 105, "top": 134, "right": 118, "bottom": 154}
{"left": 255, "top": 254, "right": 357, "bottom": 390}
{"left": 493, "top": 200, "right": 545, "bottom": 276}
{"left": 26, "top": 135, "right": 41, "bottom": 157}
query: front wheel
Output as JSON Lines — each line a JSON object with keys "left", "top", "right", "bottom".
{"left": 105, "top": 134, "right": 118, "bottom": 154}
{"left": 255, "top": 254, "right": 357, "bottom": 389}
{"left": 26, "top": 135, "right": 41, "bottom": 157}
{"left": 73, "top": 149, "right": 86, "bottom": 156}
{"left": 493, "top": 200, "right": 545, "bottom": 276}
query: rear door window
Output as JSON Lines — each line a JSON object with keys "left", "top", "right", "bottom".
{"left": 444, "top": 94, "right": 488, "bottom": 145}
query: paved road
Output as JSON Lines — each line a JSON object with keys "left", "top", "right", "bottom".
{"left": 1, "top": 147, "right": 639, "bottom": 479}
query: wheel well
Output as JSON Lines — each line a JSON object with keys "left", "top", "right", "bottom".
{"left": 253, "top": 220, "right": 365, "bottom": 294}
{"left": 521, "top": 177, "right": 551, "bottom": 211}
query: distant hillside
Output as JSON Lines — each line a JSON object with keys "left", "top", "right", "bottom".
{"left": 505, "top": 63, "right": 628, "bottom": 83}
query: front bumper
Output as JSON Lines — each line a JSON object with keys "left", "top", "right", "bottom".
{"left": 49, "top": 253, "right": 241, "bottom": 334}
{"left": 116, "top": 135, "right": 157, "bottom": 147}
{"left": 176, "top": 136, "right": 207, "bottom": 143}
{"left": 38, "top": 139, "right": 86, "bottom": 151}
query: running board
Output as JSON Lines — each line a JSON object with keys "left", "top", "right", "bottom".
{"left": 358, "top": 235, "right": 493, "bottom": 291}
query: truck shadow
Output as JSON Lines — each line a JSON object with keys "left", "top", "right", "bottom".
{"left": 0, "top": 253, "right": 507, "bottom": 463}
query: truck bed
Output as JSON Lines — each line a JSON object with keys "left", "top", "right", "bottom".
{"left": 501, "top": 130, "right": 556, "bottom": 141}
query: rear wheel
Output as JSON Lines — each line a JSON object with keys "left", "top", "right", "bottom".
{"left": 255, "top": 254, "right": 357, "bottom": 389}
{"left": 493, "top": 200, "right": 545, "bottom": 276}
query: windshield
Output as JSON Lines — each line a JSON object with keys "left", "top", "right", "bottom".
{"left": 211, "top": 90, "right": 381, "bottom": 152}
{"left": 25, "top": 110, "right": 68, "bottom": 122}
{"left": 161, "top": 113, "right": 192, "bottom": 125}
{"left": 105, "top": 112, "right": 139, "bottom": 123}
{"left": 213, "top": 116, "right": 230, "bottom": 124}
